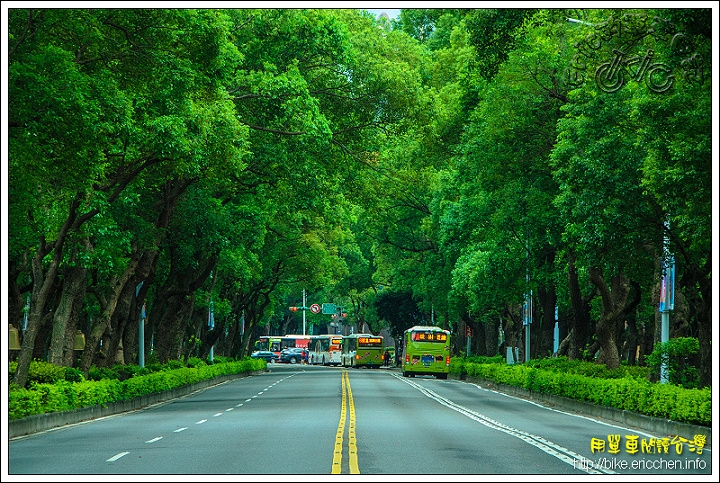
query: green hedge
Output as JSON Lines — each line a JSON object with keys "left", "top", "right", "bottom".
{"left": 8, "top": 358, "right": 265, "bottom": 420}
{"left": 457, "top": 360, "right": 710, "bottom": 426}
{"left": 8, "top": 360, "right": 68, "bottom": 386}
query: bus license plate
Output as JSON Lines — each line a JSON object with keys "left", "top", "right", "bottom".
{"left": 421, "top": 355, "right": 433, "bottom": 366}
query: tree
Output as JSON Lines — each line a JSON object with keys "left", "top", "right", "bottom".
{"left": 551, "top": 9, "right": 712, "bottom": 370}
{"left": 9, "top": 9, "right": 248, "bottom": 383}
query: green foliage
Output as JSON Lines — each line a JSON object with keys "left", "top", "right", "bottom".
{"left": 64, "top": 367, "right": 85, "bottom": 383}
{"left": 87, "top": 366, "right": 120, "bottom": 382}
{"left": 8, "top": 359, "right": 264, "bottom": 420}
{"left": 525, "top": 356, "right": 650, "bottom": 380}
{"left": 186, "top": 357, "right": 208, "bottom": 368}
{"left": 448, "top": 357, "right": 468, "bottom": 375}
{"left": 86, "top": 362, "right": 179, "bottom": 382}
{"left": 8, "top": 387, "right": 43, "bottom": 420}
{"left": 210, "top": 355, "right": 235, "bottom": 364}
{"left": 9, "top": 360, "right": 67, "bottom": 387}
{"left": 107, "top": 364, "right": 150, "bottom": 381}
{"left": 165, "top": 360, "right": 186, "bottom": 370}
{"left": 645, "top": 337, "right": 701, "bottom": 389}
{"left": 145, "top": 362, "right": 165, "bottom": 373}
{"left": 453, "top": 358, "right": 710, "bottom": 426}
{"left": 7, "top": 8, "right": 712, "bottom": 391}
{"left": 465, "top": 355, "right": 504, "bottom": 365}
{"left": 463, "top": 8, "right": 534, "bottom": 80}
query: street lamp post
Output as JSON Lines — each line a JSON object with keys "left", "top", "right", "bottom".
{"left": 523, "top": 234, "right": 532, "bottom": 363}
{"left": 136, "top": 281, "right": 145, "bottom": 368}
{"left": 208, "top": 299, "right": 214, "bottom": 363}
{"left": 659, "top": 216, "right": 675, "bottom": 383}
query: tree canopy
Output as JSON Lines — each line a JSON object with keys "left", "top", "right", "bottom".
{"left": 6, "top": 7, "right": 713, "bottom": 388}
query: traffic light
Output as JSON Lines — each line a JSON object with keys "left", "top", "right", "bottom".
{"left": 289, "top": 306, "right": 298, "bottom": 312}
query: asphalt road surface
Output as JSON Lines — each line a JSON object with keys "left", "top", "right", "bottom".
{"left": 7, "top": 364, "right": 712, "bottom": 476}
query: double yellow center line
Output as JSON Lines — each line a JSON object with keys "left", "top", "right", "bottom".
{"left": 332, "top": 369, "right": 359, "bottom": 474}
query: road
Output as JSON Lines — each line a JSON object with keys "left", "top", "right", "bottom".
{"left": 7, "top": 364, "right": 712, "bottom": 476}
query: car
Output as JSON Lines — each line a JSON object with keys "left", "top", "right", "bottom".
{"left": 279, "top": 347, "right": 307, "bottom": 364}
{"left": 250, "top": 351, "right": 278, "bottom": 363}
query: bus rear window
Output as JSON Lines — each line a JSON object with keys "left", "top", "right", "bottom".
{"left": 411, "top": 331, "right": 447, "bottom": 342}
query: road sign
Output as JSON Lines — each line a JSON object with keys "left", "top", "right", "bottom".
{"left": 310, "top": 304, "right": 321, "bottom": 314}
{"left": 465, "top": 326, "right": 473, "bottom": 337}
{"left": 322, "top": 303, "right": 337, "bottom": 315}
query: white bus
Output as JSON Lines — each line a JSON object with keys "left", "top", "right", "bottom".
{"left": 309, "top": 334, "right": 343, "bottom": 366}
{"left": 254, "top": 334, "right": 317, "bottom": 357}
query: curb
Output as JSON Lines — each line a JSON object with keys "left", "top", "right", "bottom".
{"left": 453, "top": 374, "right": 711, "bottom": 448}
{"left": 8, "top": 370, "right": 264, "bottom": 439}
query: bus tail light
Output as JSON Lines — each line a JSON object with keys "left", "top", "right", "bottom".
{"left": 446, "top": 356, "right": 450, "bottom": 366}
{"left": 405, "top": 354, "right": 409, "bottom": 363}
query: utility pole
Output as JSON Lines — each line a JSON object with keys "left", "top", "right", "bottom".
{"left": 659, "top": 215, "right": 675, "bottom": 383}
{"left": 289, "top": 289, "right": 309, "bottom": 335}
{"left": 303, "top": 288, "right": 306, "bottom": 335}
{"left": 208, "top": 272, "right": 214, "bottom": 363}
{"left": 553, "top": 305, "right": 559, "bottom": 355}
{"left": 208, "top": 299, "right": 214, "bottom": 363}
{"left": 136, "top": 281, "right": 145, "bottom": 368}
{"left": 524, "top": 234, "right": 532, "bottom": 363}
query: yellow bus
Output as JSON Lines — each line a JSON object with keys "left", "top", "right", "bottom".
{"left": 341, "top": 333, "right": 384, "bottom": 368}
{"left": 401, "top": 325, "right": 450, "bottom": 379}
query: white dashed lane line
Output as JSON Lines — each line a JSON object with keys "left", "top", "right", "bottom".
{"left": 107, "top": 452, "right": 129, "bottom": 462}
{"left": 106, "top": 373, "right": 297, "bottom": 463}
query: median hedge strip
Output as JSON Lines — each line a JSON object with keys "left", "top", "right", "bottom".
{"left": 8, "top": 358, "right": 265, "bottom": 420}
{"left": 454, "top": 358, "right": 710, "bottom": 426}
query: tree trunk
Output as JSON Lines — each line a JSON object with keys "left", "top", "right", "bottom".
{"left": 484, "top": 317, "right": 499, "bottom": 356}
{"left": 13, "top": 232, "right": 63, "bottom": 387}
{"left": 638, "top": 319, "right": 654, "bottom": 367}
{"left": 153, "top": 292, "right": 196, "bottom": 363}
{"left": 624, "top": 317, "right": 639, "bottom": 366}
{"left": 696, "top": 274, "right": 711, "bottom": 388}
{"left": 79, "top": 255, "right": 140, "bottom": 376}
{"left": 151, "top": 253, "right": 215, "bottom": 363}
{"left": 473, "top": 319, "right": 486, "bottom": 357}
{"left": 48, "top": 264, "right": 87, "bottom": 366}
{"left": 224, "top": 314, "right": 241, "bottom": 358}
{"left": 7, "top": 257, "right": 28, "bottom": 333}
{"left": 589, "top": 267, "right": 630, "bottom": 370}
{"left": 557, "top": 328, "right": 572, "bottom": 356}
{"left": 566, "top": 251, "right": 592, "bottom": 360}
{"left": 536, "top": 284, "right": 557, "bottom": 358}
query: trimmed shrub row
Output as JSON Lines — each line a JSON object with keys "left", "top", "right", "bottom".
{"left": 8, "top": 358, "right": 265, "bottom": 420}
{"left": 458, "top": 360, "right": 710, "bottom": 426}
